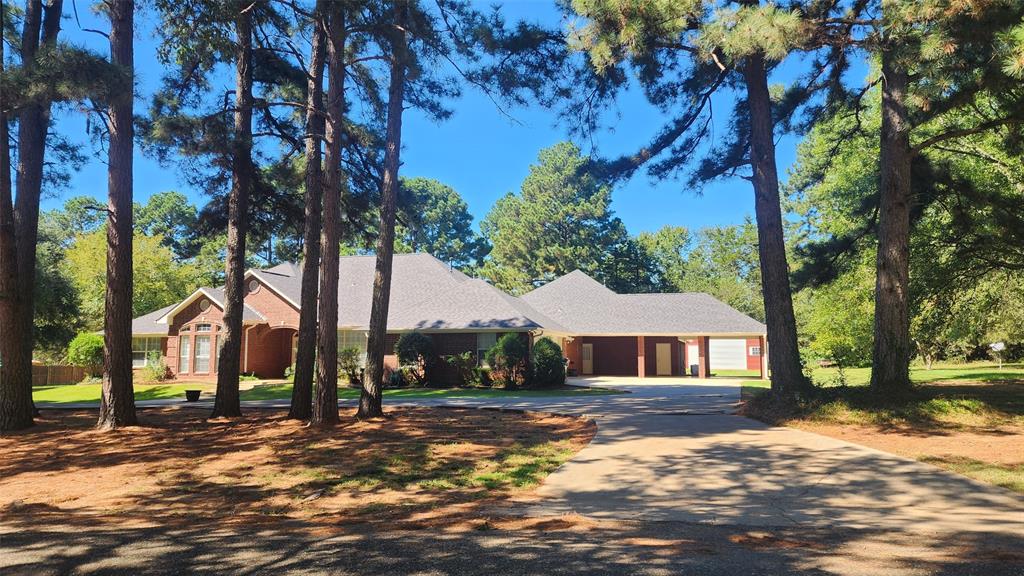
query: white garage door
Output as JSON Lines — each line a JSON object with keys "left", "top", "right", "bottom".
{"left": 708, "top": 339, "right": 747, "bottom": 370}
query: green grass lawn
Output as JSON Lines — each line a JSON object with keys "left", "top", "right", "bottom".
{"left": 239, "top": 383, "right": 624, "bottom": 402}
{"left": 33, "top": 383, "right": 215, "bottom": 404}
{"left": 710, "top": 369, "right": 762, "bottom": 378}
{"left": 33, "top": 382, "right": 623, "bottom": 404}
{"left": 809, "top": 362, "right": 1024, "bottom": 387}
{"left": 742, "top": 361, "right": 1024, "bottom": 494}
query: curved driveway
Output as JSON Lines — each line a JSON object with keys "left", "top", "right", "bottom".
{"left": 382, "top": 377, "right": 1024, "bottom": 536}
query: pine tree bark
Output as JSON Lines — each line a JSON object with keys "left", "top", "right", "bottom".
{"left": 1, "top": 0, "right": 63, "bottom": 431}
{"left": 312, "top": 0, "right": 345, "bottom": 426}
{"left": 870, "top": 44, "right": 913, "bottom": 395}
{"left": 98, "top": 0, "right": 137, "bottom": 429}
{"left": 289, "top": 0, "right": 328, "bottom": 421}
{"left": 0, "top": 20, "right": 30, "bottom": 431}
{"left": 742, "top": 52, "right": 811, "bottom": 399}
{"left": 359, "top": 2, "right": 408, "bottom": 419}
{"left": 212, "top": 1, "right": 254, "bottom": 418}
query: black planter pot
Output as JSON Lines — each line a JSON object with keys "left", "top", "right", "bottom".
{"left": 185, "top": 390, "right": 202, "bottom": 402}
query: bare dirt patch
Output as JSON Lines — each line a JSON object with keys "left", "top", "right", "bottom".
{"left": 0, "top": 406, "right": 594, "bottom": 531}
{"left": 790, "top": 421, "right": 1024, "bottom": 466}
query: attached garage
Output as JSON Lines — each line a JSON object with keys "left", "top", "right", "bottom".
{"left": 521, "top": 269, "right": 769, "bottom": 380}
{"left": 708, "top": 339, "right": 748, "bottom": 370}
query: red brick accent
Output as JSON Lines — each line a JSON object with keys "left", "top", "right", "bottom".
{"left": 746, "top": 337, "right": 763, "bottom": 371}
{"left": 562, "top": 337, "right": 581, "bottom": 376}
{"left": 242, "top": 325, "right": 295, "bottom": 378}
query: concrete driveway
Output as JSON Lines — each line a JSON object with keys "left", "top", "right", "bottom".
{"left": 12, "top": 378, "right": 1024, "bottom": 575}
{"left": 378, "top": 377, "right": 1024, "bottom": 536}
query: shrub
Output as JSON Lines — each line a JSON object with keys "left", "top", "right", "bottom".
{"left": 284, "top": 364, "right": 295, "bottom": 379}
{"left": 387, "top": 368, "right": 407, "bottom": 389}
{"left": 395, "top": 332, "right": 434, "bottom": 385}
{"left": 141, "top": 351, "right": 170, "bottom": 382}
{"left": 442, "top": 351, "right": 478, "bottom": 386}
{"left": 338, "top": 346, "right": 363, "bottom": 385}
{"left": 530, "top": 337, "right": 565, "bottom": 388}
{"left": 240, "top": 373, "right": 260, "bottom": 381}
{"left": 67, "top": 333, "right": 104, "bottom": 376}
{"left": 485, "top": 334, "right": 528, "bottom": 389}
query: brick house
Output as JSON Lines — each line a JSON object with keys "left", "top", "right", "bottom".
{"left": 131, "top": 254, "right": 767, "bottom": 382}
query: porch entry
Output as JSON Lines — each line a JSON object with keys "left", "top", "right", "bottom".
{"left": 581, "top": 343, "right": 594, "bottom": 375}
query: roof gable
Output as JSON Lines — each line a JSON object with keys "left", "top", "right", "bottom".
{"left": 522, "top": 269, "right": 766, "bottom": 335}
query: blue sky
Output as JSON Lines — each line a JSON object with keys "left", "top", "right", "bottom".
{"left": 46, "top": 1, "right": 812, "bottom": 237}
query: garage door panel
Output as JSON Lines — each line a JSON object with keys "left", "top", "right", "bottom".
{"left": 709, "top": 339, "right": 746, "bottom": 370}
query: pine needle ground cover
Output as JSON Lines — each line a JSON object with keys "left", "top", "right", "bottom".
{"left": 0, "top": 407, "right": 595, "bottom": 530}
{"left": 742, "top": 362, "right": 1023, "bottom": 493}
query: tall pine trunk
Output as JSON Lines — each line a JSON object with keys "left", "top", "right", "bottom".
{"left": 359, "top": 1, "right": 407, "bottom": 419}
{"left": 212, "top": 2, "right": 254, "bottom": 418}
{"left": 312, "top": 1, "right": 345, "bottom": 425}
{"left": 98, "top": 0, "right": 137, "bottom": 429}
{"left": 742, "top": 52, "right": 810, "bottom": 399}
{"left": 870, "top": 44, "right": 913, "bottom": 395}
{"left": 0, "top": 18, "right": 28, "bottom": 430}
{"left": 0, "top": 0, "right": 63, "bottom": 431}
{"left": 289, "top": 0, "right": 328, "bottom": 421}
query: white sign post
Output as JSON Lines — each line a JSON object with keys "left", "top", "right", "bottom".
{"left": 990, "top": 342, "right": 1006, "bottom": 369}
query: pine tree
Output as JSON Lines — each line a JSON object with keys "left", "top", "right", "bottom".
{"left": 562, "top": 0, "right": 853, "bottom": 398}
{"left": 98, "top": 0, "right": 138, "bottom": 429}
{"left": 360, "top": 0, "right": 410, "bottom": 419}
{"left": 313, "top": 0, "right": 347, "bottom": 425}
{"left": 289, "top": 0, "right": 328, "bottom": 422}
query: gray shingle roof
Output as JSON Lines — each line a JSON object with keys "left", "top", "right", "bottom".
{"left": 132, "top": 304, "right": 176, "bottom": 335}
{"left": 199, "top": 287, "right": 267, "bottom": 322}
{"left": 252, "top": 253, "right": 551, "bottom": 331}
{"left": 133, "top": 257, "right": 765, "bottom": 337}
{"left": 521, "top": 270, "right": 766, "bottom": 336}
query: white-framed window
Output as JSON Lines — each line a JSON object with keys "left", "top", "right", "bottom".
{"left": 749, "top": 346, "right": 761, "bottom": 357}
{"left": 477, "top": 332, "right": 498, "bottom": 366}
{"left": 196, "top": 323, "right": 212, "bottom": 332}
{"left": 132, "top": 337, "right": 162, "bottom": 368}
{"left": 194, "top": 335, "right": 212, "bottom": 373}
{"left": 178, "top": 335, "right": 191, "bottom": 373}
{"left": 338, "top": 330, "right": 368, "bottom": 366}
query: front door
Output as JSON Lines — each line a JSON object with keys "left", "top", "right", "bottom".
{"left": 655, "top": 343, "right": 672, "bottom": 376}
{"left": 581, "top": 343, "right": 594, "bottom": 375}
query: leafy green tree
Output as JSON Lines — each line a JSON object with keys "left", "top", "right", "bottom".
{"left": 396, "top": 177, "right": 489, "bottom": 271}
{"left": 480, "top": 142, "right": 631, "bottom": 294}
{"left": 852, "top": 0, "right": 1024, "bottom": 395}
{"left": 135, "top": 191, "right": 199, "bottom": 260}
{"left": 636, "top": 225, "right": 691, "bottom": 291}
{"left": 63, "top": 230, "right": 201, "bottom": 329}
{"left": 790, "top": 93, "right": 1024, "bottom": 373}
{"left": 67, "top": 332, "right": 105, "bottom": 376}
{"left": 796, "top": 256, "right": 874, "bottom": 371}
{"left": 678, "top": 222, "right": 765, "bottom": 322}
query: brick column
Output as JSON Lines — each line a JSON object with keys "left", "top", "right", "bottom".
{"left": 697, "top": 336, "right": 707, "bottom": 378}
{"left": 759, "top": 335, "right": 769, "bottom": 380}
{"left": 637, "top": 336, "right": 646, "bottom": 378}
